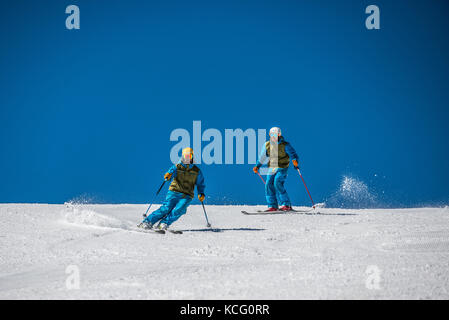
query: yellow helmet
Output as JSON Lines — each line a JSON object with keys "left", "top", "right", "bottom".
{"left": 181, "top": 147, "right": 194, "bottom": 163}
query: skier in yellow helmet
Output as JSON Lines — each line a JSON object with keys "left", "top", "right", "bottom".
{"left": 139, "top": 147, "right": 206, "bottom": 231}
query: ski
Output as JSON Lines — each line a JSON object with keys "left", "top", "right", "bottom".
{"left": 168, "top": 229, "right": 183, "bottom": 234}
{"left": 133, "top": 228, "right": 166, "bottom": 234}
{"left": 242, "top": 210, "right": 291, "bottom": 215}
{"left": 241, "top": 208, "right": 314, "bottom": 215}
{"left": 135, "top": 223, "right": 182, "bottom": 234}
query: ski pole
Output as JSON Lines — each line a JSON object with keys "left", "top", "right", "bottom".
{"left": 256, "top": 172, "right": 266, "bottom": 185}
{"left": 295, "top": 167, "right": 316, "bottom": 209}
{"left": 142, "top": 180, "right": 166, "bottom": 218}
{"left": 201, "top": 201, "right": 212, "bottom": 228}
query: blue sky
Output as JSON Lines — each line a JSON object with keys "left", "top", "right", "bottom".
{"left": 1, "top": 0, "right": 448, "bottom": 207}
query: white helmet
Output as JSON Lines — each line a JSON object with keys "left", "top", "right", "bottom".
{"left": 269, "top": 127, "right": 282, "bottom": 138}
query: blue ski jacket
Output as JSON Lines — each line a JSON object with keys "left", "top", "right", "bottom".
{"left": 256, "top": 136, "right": 299, "bottom": 168}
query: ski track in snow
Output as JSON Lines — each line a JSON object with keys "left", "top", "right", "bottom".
{"left": 0, "top": 204, "right": 449, "bottom": 299}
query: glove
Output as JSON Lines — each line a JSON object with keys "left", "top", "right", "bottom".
{"left": 292, "top": 159, "right": 299, "bottom": 169}
{"left": 164, "top": 172, "right": 172, "bottom": 181}
{"left": 198, "top": 193, "right": 205, "bottom": 202}
{"left": 253, "top": 166, "right": 259, "bottom": 174}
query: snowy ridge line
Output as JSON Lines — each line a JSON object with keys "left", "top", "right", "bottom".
{"left": 1, "top": 202, "right": 447, "bottom": 210}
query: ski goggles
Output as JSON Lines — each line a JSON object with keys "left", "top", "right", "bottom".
{"left": 182, "top": 153, "right": 192, "bottom": 160}
{"left": 182, "top": 151, "right": 193, "bottom": 161}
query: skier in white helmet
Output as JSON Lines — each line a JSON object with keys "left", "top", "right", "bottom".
{"left": 253, "top": 127, "right": 299, "bottom": 212}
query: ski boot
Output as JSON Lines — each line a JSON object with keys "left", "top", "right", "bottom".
{"left": 138, "top": 221, "right": 153, "bottom": 230}
{"left": 279, "top": 205, "right": 293, "bottom": 212}
{"left": 264, "top": 207, "right": 279, "bottom": 212}
{"left": 158, "top": 223, "right": 169, "bottom": 231}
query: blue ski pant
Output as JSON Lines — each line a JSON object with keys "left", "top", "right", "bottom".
{"left": 144, "top": 190, "right": 192, "bottom": 226}
{"left": 265, "top": 167, "right": 291, "bottom": 208}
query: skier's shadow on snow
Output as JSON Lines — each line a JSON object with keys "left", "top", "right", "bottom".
{"left": 180, "top": 227, "right": 265, "bottom": 233}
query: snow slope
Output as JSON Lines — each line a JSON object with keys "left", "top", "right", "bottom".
{"left": 1, "top": 204, "right": 448, "bottom": 299}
